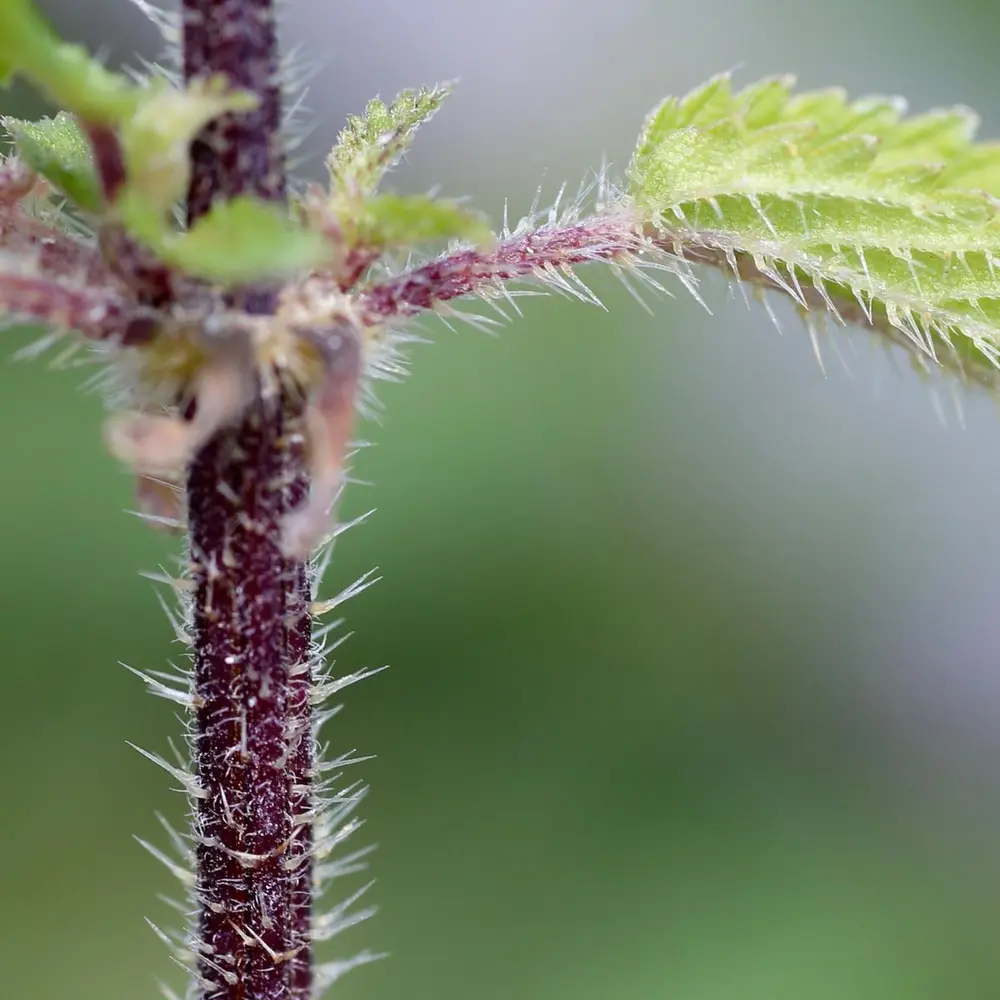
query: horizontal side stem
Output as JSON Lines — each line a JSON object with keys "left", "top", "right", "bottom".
{"left": 0, "top": 270, "right": 137, "bottom": 339}
{"left": 359, "top": 215, "right": 641, "bottom": 321}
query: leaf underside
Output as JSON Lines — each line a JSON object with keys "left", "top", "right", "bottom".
{"left": 630, "top": 74, "right": 1000, "bottom": 391}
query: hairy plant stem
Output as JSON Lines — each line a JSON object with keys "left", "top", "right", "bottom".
{"left": 182, "top": 2, "right": 315, "bottom": 998}
{"left": 183, "top": 0, "right": 286, "bottom": 218}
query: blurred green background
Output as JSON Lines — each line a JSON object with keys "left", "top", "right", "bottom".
{"left": 6, "top": 1, "right": 1000, "bottom": 998}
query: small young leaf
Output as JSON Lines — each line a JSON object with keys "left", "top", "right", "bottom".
{"left": 4, "top": 112, "right": 100, "bottom": 211}
{"left": 327, "top": 83, "right": 454, "bottom": 199}
{"left": 158, "top": 196, "right": 329, "bottom": 285}
{"left": 120, "top": 77, "right": 258, "bottom": 211}
{"left": 355, "top": 193, "right": 492, "bottom": 250}
{"left": 629, "top": 74, "right": 1000, "bottom": 392}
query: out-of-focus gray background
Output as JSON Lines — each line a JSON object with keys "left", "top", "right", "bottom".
{"left": 5, "top": 1, "right": 1000, "bottom": 998}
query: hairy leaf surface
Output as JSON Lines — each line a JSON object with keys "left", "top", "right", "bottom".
{"left": 327, "top": 84, "right": 454, "bottom": 200}
{"left": 630, "top": 74, "right": 1000, "bottom": 389}
{"left": 5, "top": 112, "right": 100, "bottom": 211}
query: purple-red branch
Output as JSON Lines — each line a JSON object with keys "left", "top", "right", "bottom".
{"left": 0, "top": 161, "right": 164, "bottom": 342}
{"left": 0, "top": 271, "right": 132, "bottom": 340}
{"left": 0, "top": 201, "right": 114, "bottom": 286}
{"left": 360, "top": 214, "right": 643, "bottom": 321}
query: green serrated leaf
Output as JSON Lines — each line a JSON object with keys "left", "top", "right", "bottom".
{"left": 132, "top": 196, "right": 329, "bottom": 285}
{"left": 0, "top": 0, "right": 139, "bottom": 123}
{"left": 355, "top": 193, "right": 493, "bottom": 250}
{"left": 5, "top": 112, "right": 100, "bottom": 211}
{"left": 629, "top": 74, "right": 1000, "bottom": 393}
{"left": 327, "top": 82, "right": 454, "bottom": 199}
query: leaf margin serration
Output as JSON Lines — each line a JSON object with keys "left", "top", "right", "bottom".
{"left": 630, "top": 73, "right": 1000, "bottom": 392}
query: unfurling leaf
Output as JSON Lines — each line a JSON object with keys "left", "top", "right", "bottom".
{"left": 327, "top": 83, "right": 454, "bottom": 200}
{"left": 630, "top": 74, "right": 1000, "bottom": 391}
{"left": 120, "top": 77, "right": 258, "bottom": 210}
{"left": 4, "top": 112, "right": 100, "bottom": 211}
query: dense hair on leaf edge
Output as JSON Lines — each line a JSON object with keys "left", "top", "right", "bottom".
{"left": 628, "top": 73, "right": 1000, "bottom": 397}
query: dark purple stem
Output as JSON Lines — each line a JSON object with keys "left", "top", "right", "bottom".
{"left": 79, "top": 121, "right": 126, "bottom": 204}
{"left": 182, "top": 3, "right": 315, "bottom": 999}
{"left": 74, "top": 121, "right": 180, "bottom": 307}
{"left": 188, "top": 401, "right": 313, "bottom": 1000}
{"left": 183, "top": 0, "right": 286, "bottom": 221}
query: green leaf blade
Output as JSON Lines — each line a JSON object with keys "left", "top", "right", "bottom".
{"left": 5, "top": 112, "right": 101, "bottom": 211}
{"left": 168, "top": 197, "right": 330, "bottom": 285}
{"left": 630, "top": 74, "right": 1000, "bottom": 393}
{"left": 356, "top": 193, "right": 493, "bottom": 251}
{"left": 0, "top": 0, "right": 138, "bottom": 123}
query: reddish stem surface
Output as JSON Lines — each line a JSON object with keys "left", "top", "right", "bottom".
{"left": 183, "top": 0, "right": 286, "bottom": 221}
{"left": 182, "top": 2, "right": 315, "bottom": 998}
{"left": 360, "top": 215, "right": 641, "bottom": 321}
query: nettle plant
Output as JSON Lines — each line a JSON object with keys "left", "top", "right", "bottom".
{"left": 5, "top": 0, "right": 1000, "bottom": 997}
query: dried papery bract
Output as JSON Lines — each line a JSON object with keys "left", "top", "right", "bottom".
{"left": 282, "top": 323, "right": 363, "bottom": 561}
{"left": 133, "top": 472, "right": 185, "bottom": 530}
{"left": 105, "top": 330, "right": 258, "bottom": 475}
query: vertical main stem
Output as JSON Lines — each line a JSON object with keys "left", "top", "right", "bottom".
{"left": 187, "top": 403, "right": 314, "bottom": 1000}
{"left": 182, "top": 3, "right": 315, "bottom": 998}
{"left": 183, "top": 0, "right": 286, "bottom": 219}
